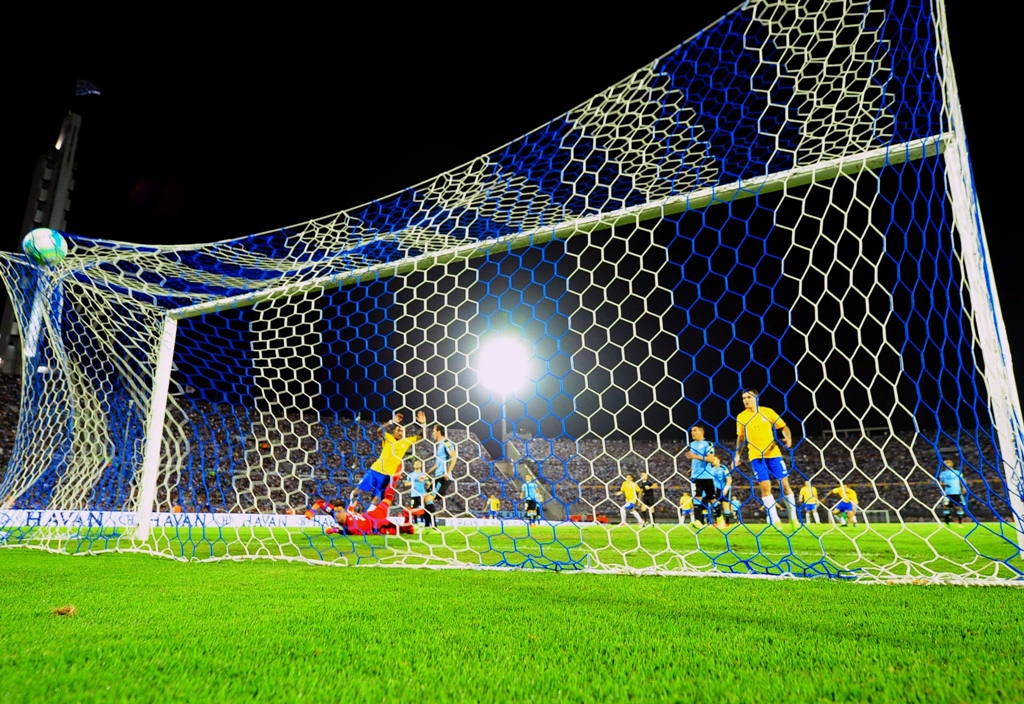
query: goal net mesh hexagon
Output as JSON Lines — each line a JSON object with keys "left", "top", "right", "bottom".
{"left": 2, "top": 0, "right": 1022, "bottom": 583}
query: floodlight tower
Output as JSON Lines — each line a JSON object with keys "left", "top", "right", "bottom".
{"left": 477, "top": 337, "right": 566, "bottom": 523}
{"left": 1, "top": 112, "right": 81, "bottom": 376}
{"left": 476, "top": 336, "right": 530, "bottom": 459}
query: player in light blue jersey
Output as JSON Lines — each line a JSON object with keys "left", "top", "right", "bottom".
{"left": 710, "top": 453, "right": 732, "bottom": 528}
{"left": 937, "top": 459, "right": 966, "bottom": 525}
{"left": 405, "top": 459, "right": 431, "bottom": 527}
{"left": 431, "top": 425, "right": 458, "bottom": 513}
{"left": 521, "top": 474, "right": 540, "bottom": 524}
{"left": 686, "top": 425, "right": 719, "bottom": 527}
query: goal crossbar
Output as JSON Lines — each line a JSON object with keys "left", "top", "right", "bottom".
{"left": 169, "top": 134, "right": 950, "bottom": 321}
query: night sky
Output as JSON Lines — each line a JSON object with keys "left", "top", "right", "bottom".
{"left": 2, "top": 2, "right": 1021, "bottom": 400}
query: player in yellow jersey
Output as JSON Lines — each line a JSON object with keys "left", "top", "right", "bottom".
{"left": 678, "top": 492, "right": 694, "bottom": 525}
{"left": 486, "top": 494, "right": 502, "bottom": 519}
{"left": 798, "top": 480, "right": 820, "bottom": 524}
{"left": 615, "top": 474, "right": 645, "bottom": 526}
{"left": 734, "top": 388, "right": 797, "bottom": 527}
{"left": 349, "top": 410, "right": 427, "bottom": 513}
{"left": 829, "top": 483, "right": 859, "bottom": 527}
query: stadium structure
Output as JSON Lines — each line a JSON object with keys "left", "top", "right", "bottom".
{"left": 0, "top": 0, "right": 1021, "bottom": 584}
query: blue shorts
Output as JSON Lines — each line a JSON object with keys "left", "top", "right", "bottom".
{"left": 624, "top": 503, "right": 637, "bottom": 510}
{"left": 751, "top": 457, "right": 788, "bottom": 483}
{"left": 681, "top": 509, "right": 692, "bottom": 516}
{"left": 835, "top": 501, "right": 853, "bottom": 512}
{"left": 357, "top": 470, "right": 391, "bottom": 499}
{"left": 802, "top": 504, "right": 818, "bottom": 512}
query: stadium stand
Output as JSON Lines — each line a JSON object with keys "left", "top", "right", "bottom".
{"left": 0, "top": 373, "right": 1006, "bottom": 522}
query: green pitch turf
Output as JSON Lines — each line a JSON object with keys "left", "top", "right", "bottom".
{"left": 1, "top": 549, "right": 1022, "bottom": 703}
{"left": 16, "top": 520, "right": 1023, "bottom": 580}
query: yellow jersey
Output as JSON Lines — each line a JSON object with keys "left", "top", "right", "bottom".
{"left": 487, "top": 497, "right": 501, "bottom": 511}
{"left": 799, "top": 485, "right": 819, "bottom": 504}
{"left": 736, "top": 406, "right": 786, "bottom": 461}
{"left": 621, "top": 480, "right": 639, "bottom": 503}
{"left": 370, "top": 433, "right": 420, "bottom": 475}
{"left": 830, "top": 486, "right": 858, "bottom": 504}
{"left": 679, "top": 494, "right": 693, "bottom": 510}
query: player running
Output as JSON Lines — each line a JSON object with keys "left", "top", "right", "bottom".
{"left": 734, "top": 388, "right": 797, "bottom": 527}
{"left": 349, "top": 410, "right": 427, "bottom": 513}
{"left": 829, "top": 483, "right": 859, "bottom": 527}
{"left": 617, "top": 474, "right": 646, "bottom": 527}
{"left": 938, "top": 459, "right": 966, "bottom": 525}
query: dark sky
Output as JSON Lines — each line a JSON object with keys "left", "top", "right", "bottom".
{"left": 2, "top": 2, "right": 1021, "bottom": 397}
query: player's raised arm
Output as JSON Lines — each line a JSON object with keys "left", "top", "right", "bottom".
{"left": 414, "top": 410, "right": 427, "bottom": 442}
{"left": 381, "top": 411, "right": 402, "bottom": 440}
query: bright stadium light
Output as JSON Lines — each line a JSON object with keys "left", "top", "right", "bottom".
{"left": 477, "top": 336, "right": 530, "bottom": 456}
{"left": 477, "top": 337, "right": 530, "bottom": 395}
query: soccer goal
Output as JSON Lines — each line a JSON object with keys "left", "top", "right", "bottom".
{"left": 1, "top": 0, "right": 1022, "bottom": 584}
{"left": 863, "top": 510, "right": 892, "bottom": 525}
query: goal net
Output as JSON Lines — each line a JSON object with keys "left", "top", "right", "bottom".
{"left": 2, "top": 0, "right": 1022, "bottom": 584}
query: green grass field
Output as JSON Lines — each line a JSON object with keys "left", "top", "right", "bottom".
{"left": 1, "top": 548, "right": 1022, "bottom": 703}
{"left": 11, "top": 520, "right": 1023, "bottom": 581}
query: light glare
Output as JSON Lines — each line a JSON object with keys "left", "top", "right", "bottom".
{"left": 477, "top": 338, "right": 529, "bottom": 394}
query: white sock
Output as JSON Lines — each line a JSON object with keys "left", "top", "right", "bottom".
{"left": 785, "top": 493, "right": 798, "bottom": 523}
{"left": 763, "top": 494, "right": 780, "bottom": 525}
{"left": 620, "top": 507, "right": 627, "bottom": 524}
{"left": 812, "top": 510, "right": 820, "bottom": 524}
{"left": 632, "top": 511, "right": 644, "bottom": 524}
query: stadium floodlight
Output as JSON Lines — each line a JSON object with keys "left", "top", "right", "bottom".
{"left": 476, "top": 336, "right": 531, "bottom": 454}
{"left": 476, "top": 336, "right": 530, "bottom": 397}
{"left": 1, "top": 0, "right": 1022, "bottom": 583}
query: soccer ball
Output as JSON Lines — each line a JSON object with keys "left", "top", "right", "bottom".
{"left": 22, "top": 228, "right": 68, "bottom": 265}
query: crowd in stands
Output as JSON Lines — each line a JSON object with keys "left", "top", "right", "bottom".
{"left": 159, "top": 400, "right": 498, "bottom": 516}
{"left": 0, "top": 379, "right": 1012, "bottom": 525}
{"left": 508, "top": 430, "right": 1008, "bottom": 523}
{"left": 0, "top": 371, "right": 18, "bottom": 484}
{"left": 156, "top": 398, "right": 1010, "bottom": 525}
